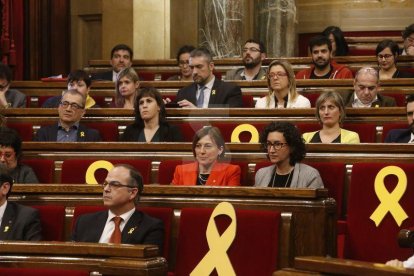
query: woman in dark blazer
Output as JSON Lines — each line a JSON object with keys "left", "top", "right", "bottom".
{"left": 120, "top": 87, "right": 183, "bottom": 142}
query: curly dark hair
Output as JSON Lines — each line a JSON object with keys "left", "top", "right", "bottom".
{"left": 0, "top": 127, "right": 22, "bottom": 160}
{"left": 259, "top": 122, "right": 306, "bottom": 166}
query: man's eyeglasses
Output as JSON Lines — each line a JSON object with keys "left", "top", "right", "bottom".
{"left": 242, "top": 47, "right": 261, "bottom": 53}
{"left": 377, "top": 54, "right": 393, "bottom": 60}
{"left": 59, "top": 101, "right": 84, "bottom": 110}
{"left": 0, "top": 82, "right": 10, "bottom": 90}
{"left": 0, "top": 151, "right": 14, "bottom": 159}
{"left": 100, "top": 181, "right": 137, "bottom": 189}
{"left": 268, "top": 72, "right": 288, "bottom": 79}
{"left": 264, "top": 142, "right": 288, "bottom": 151}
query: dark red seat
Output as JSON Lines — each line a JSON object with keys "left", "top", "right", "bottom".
{"left": 174, "top": 206, "right": 282, "bottom": 275}
{"left": 31, "top": 205, "right": 66, "bottom": 241}
{"left": 341, "top": 163, "right": 414, "bottom": 262}
{"left": 172, "top": 122, "right": 205, "bottom": 142}
{"left": 383, "top": 93, "right": 406, "bottom": 107}
{"left": 83, "top": 122, "right": 119, "bottom": 141}
{"left": 139, "top": 72, "right": 156, "bottom": 81}
{"left": 242, "top": 95, "right": 254, "bottom": 107}
{"left": 21, "top": 159, "right": 55, "bottom": 183}
{"left": 60, "top": 159, "right": 151, "bottom": 184}
{"left": 6, "top": 123, "right": 33, "bottom": 141}
{"left": 72, "top": 205, "right": 173, "bottom": 259}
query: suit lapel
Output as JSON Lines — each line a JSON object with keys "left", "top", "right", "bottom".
{"left": 77, "top": 124, "right": 87, "bottom": 142}
{"left": 208, "top": 79, "right": 220, "bottom": 107}
{"left": 121, "top": 210, "right": 142, "bottom": 243}
{"left": 89, "top": 211, "right": 108, "bottom": 242}
{"left": 0, "top": 203, "right": 15, "bottom": 240}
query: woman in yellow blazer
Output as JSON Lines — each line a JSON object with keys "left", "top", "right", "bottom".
{"left": 302, "top": 91, "right": 360, "bottom": 144}
{"left": 171, "top": 126, "right": 241, "bottom": 186}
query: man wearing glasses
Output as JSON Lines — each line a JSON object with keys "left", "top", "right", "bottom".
{"left": 401, "top": 23, "right": 414, "bottom": 56}
{"left": 0, "top": 164, "right": 42, "bottom": 241}
{"left": 0, "top": 63, "right": 26, "bottom": 108}
{"left": 344, "top": 67, "right": 396, "bottom": 108}
{"left": 225, "top": 39, "right": 267, "bottom": 81}
{"left": 72, "top": 164, "right": 164, "bottom": 251}
{"left": 33, "top": 90, "right": 101, "bottom": 141}
{"left": 296, "top": 35, "right": 353, "bottom": 79}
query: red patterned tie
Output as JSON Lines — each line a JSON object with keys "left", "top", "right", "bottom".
{"left": 109, "top": 216, "right": 122, "bottom": 244}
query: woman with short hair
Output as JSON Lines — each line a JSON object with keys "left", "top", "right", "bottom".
{"left": 376, "top": 39, "right": 414, "bottom": 80}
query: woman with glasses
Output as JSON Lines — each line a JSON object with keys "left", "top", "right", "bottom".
{"left": 120, "top": 87, "right": 183, "bottom": 142}
{"left": 255, "top": 60, "right": 310, "bottom": 108}
{"left": 376, "top": 39, "right": 414, "bottom": 80}
{"left": 302, "top": 91, "right": 360, "bottom": 143}
{"left": 167, "top": 45, "right": 195, "bottom": 81}
{"left": 115, "top": 68, "right": 140, "bottom": 109}
{"left": 0, "top": 127, "right": 38, "bottom": 183}
{"left": 255, "top": 122, "right": 323, "bottom": 188}
{"left": 171, "top": 126, "right": 241, "bottom": 186}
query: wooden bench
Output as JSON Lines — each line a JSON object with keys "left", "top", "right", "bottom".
{"left": 0, "top": 241, "right": 166, "bottom": 275}
{"left": 10, "top": 185, "right": 329, "bottom": 269}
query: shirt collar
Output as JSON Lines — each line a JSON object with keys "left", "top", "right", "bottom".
{"left": 201, "top": 76, "right": 215, "bottom": 91}
{"left": 107, "top": 207, "right": 136, "bottom": 223}
{"left": 352, "top": 93, "right": 378, "bottom": 108}
{"left": 58, "top": 121, "right": 80, "bottom": 130}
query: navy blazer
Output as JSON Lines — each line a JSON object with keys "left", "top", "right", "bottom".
{"left": 33, "top": 123, "right": 102, "bottom": 142}
{"left": 72, "top": 210, "right": 164, "bottom": 253}
{"left": 385, "top": 128, "right": 412, "bottom": 143}
{"left": 176, "top": 78, "right": 243, "bottom": 108}
{"left": 0, "top": 202, "right": 42, "bottom": 241}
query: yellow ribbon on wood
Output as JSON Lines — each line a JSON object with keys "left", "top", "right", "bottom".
{"left": 370, "top": 166, "right": 408, "bottom": 227}
{"left": 85, "top": 160, "right": 114, "bottom": 184}
{"left": 230, "top": 123, "right": 259, "bottom": 143}
{"left": 190, "top": 202, "right": 237, "bottom": 276}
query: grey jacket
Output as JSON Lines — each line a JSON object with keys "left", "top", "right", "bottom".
{"left": 254, "top": 162, "right": 324, "bottom": 188}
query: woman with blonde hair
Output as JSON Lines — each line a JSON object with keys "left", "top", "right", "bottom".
{"left": 115, "top": 68, "right": 140, "bottom": 109}
{"left": 302, "top": 91, "right": 360, "bottom": 143}
{"left": 255, "top": 60, "right": 310, "bottom": 108}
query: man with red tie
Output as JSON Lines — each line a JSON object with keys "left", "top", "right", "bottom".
{"left": 72, "top": 164, "right": 164, "bottom": 251}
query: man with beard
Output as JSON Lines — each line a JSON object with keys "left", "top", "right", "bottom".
{"left": 385, "top": 94, "right": 414, "bottom": 143}
{"left": 296, "top": 35, "right": 353, "bottom": 79}
{"left": 225, "top": 39, "right": 267, "bottom": 80}
{"left": 175, "top": 47, "right": 243, "bottom": 108}
{"left": 343, "top": 67, "right": 396, "bottom": 108}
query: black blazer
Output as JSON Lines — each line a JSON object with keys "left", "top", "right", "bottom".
{"left": 175, "top": 78, "right": 243, "bottom": 108}
{"left": 33, "top": 123, "right": 102, "bottom": 142}
{"left": 0, "top": 202, "right": 42, "bottom": 241}
{"left": 120, "top": 123, "right": 183, "bottom": 142}
{"left": 91, "top": 71, "right": 113, "bottom": 81}
{"left": 385, "top": 128, "right": 412, "bottom": 143}
{"left": 72, "top": 210, "right": 164, "bottom": 253}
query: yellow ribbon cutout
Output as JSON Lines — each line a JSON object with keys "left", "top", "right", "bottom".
{"left": 230, "top": 124, "right": 259, "bottom": 143}
{"left": 190, "top": 202, "right": 237, "bottom": 276}
{"left": 370, "top": 166, "right": 408, "bottom": 227}
{"left": 85, "top": 160, "right": 114, "bottom": 185}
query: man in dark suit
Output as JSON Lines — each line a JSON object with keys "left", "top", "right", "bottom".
{"left": 0, "top": 63, "right": 26, "bottom": 108}
{"left": 72, "top": 164, "right": 164, "bottom": 252}
{"left": 33, "top": 90, "right": 101, "bottom": 142}
{"left": 91, "top": 44, "right": 133, "bottom": 82}
{"left": 385, "top": 94, "right": 414, "bottom": 143}
{"left": 344, "top": 67, "right": 396, "bottom": 107}
{"left": 0, "top": 164, "right": 42, "bottom": 241}
{"left": 175, "top": 47, "right": 243, "bottom": 108}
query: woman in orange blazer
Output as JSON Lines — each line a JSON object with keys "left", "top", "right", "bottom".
{"left": 171, "top": 126, "right": 241, "bottom": 186}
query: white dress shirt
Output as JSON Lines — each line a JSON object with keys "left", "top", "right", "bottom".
{"left": 99, "top": 207, "right": 135, "bottom": 243}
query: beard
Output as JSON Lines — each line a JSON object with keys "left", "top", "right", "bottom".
{"left": 313, "top": 58, "right": 330, "bottom": 70}
{"left": 243, "top": 55, "right": 261, "bottom": 69}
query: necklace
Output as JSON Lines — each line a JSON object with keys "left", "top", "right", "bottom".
{"left": 198, "top": 173, "right": 209, "bottom": 186}
{"left": 270, "top": 168, "right": 293, "bottom": 188}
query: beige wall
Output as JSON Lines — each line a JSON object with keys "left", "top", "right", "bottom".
{"left": 297, "top": 0, "right": 414, "bottom": 33}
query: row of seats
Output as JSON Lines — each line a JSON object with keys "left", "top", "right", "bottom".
{"left": 24, "top": 91, "right": 408, "bottom": 108}
{"left": 8, "top": 121, "right": 408, "bottom": 142}
{"left": 27, "top": 204, "right": 283, "bottom": 275}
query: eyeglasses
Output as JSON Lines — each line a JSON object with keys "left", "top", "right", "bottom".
{"left": 264, "top": 142, "right": 288, "bottom": 151}
{"left": 0, "top": 82, "right": 10, "bottom": 90}
{"left": 268, "top": 72, "right": 288, "bottom": 79}
{"left": 100, "top": 181, "right": 137, "bottom": 189}
{"left": 0, "top": 151, "right": 15, "bottom": 159}
{"left": 377, "top": 54, "right": 393, "bottom": 60}
{"left": 59, "top": 101, "right": 84, "bottom": 110}
{"left": 242, "top": 47, "right": 261, "bottom": 53}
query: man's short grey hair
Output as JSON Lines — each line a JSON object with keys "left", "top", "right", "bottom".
{"left": 190, "top": 48, "right": 213, "bottom": 63}
{"left": 355, "top": 67, "right": 379, "bottom": 84}
{"left": 62, "top": 89, "right": 86, "bottom": 107}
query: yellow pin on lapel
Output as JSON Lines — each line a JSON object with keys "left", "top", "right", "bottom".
{"left": 80, "top": 131, "right": 85, "bottom": 137}
{"left": 211, "top": 90, "right": 216, "bottom": 95}
{"left": 4, "top": 226, "right": 9, "bottom": 232}
{"left": 128, "top": 227, "right": 136, "bottom": 234}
